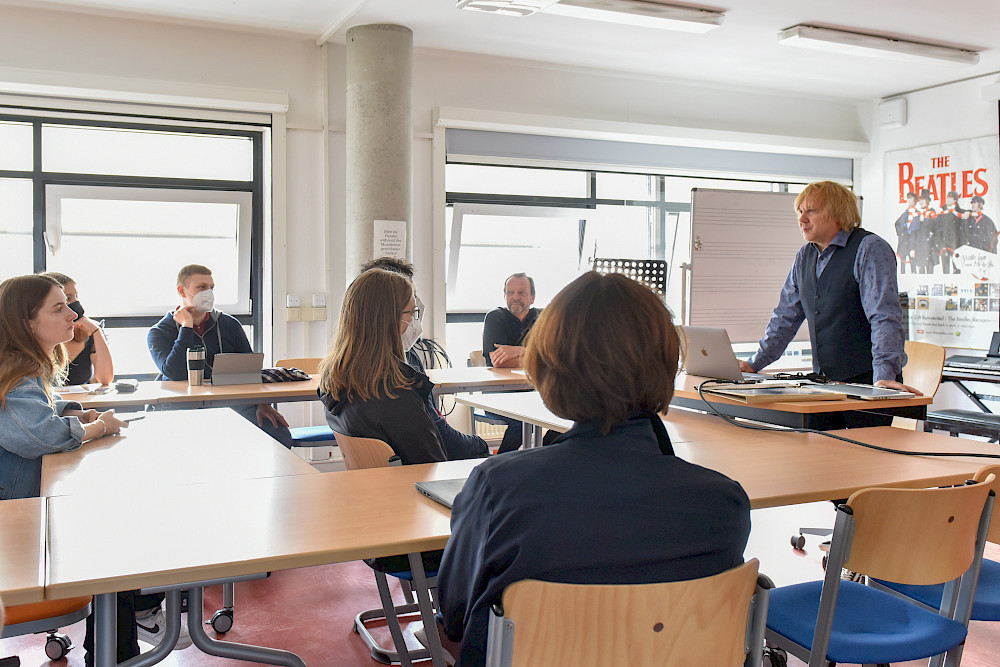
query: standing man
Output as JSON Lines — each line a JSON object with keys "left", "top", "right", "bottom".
{"left": 483, "top": 273, "right": 540, "bottom": 368}
{"left": 148, "top": 264, "right": 293, "bottom": 448}
{"left": 961, "top": 196, "right": 998, "bottom": 252}
{"left": 738, "top": 181, "right": 920, "bottom": 425}
{"left": 482, "top": 273, "right": 541, "bottom": 453}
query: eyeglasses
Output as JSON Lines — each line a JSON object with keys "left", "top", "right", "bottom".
{"left": 402, "top": 306, "right": 421, "bottom": 321}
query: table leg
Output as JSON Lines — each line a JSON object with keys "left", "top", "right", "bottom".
{"left": 407, "top": 553, "right": 447, "bottom": 667}
{"left": 94, "top": 592, "right": 117, "bottom": 667}
{"left": 184, "top": 586, "right": 307, "bottom": 667}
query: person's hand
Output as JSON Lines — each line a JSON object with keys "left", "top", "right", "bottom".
{"left": 77, "top": 409, "right": 99, "bottom": 424}
{"left": 874, "top": 379, "right": 923, "bottom": 396}
{"left": 98, "top": 409, "right": 129, "bottom": 436}
{"left": 171, "top": 305, "right": 197, "bottom": 328}
{"left": 489, "top": 344, "right": 525, "bottom": 367}
{"left": 738, "top": 360, "right": 754, "bottom": 373}
{"left": 74, "top": 315, "right": 101, "bottom": 337}
{"left": 256, "top": 404, "right": 289, "bottom": 429}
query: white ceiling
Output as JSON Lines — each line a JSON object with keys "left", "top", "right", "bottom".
{"left": 4, "top": 0, "right": 1000, "bottom": 101}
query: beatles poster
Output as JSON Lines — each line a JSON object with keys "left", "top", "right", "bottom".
{"left": 886, "top": 135, "right": 1000, "bottom": 349}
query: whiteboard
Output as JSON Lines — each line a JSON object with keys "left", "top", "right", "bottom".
{"left": 689, "top": 189, "right": 809, "bottom": 344}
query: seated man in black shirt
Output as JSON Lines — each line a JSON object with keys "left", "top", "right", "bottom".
{"left": 482, "top": 273, "right": 541, "bottom": 453}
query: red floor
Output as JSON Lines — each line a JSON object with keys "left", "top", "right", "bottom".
{"left": 3, "top": 510, "right": 999, "bottom": 666}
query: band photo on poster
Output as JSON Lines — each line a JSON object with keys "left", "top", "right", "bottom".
{"left": 886, "top": 135, "right": 1000, "bottom": 349}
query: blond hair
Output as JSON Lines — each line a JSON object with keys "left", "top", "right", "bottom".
{"left": 795, "top": 181, "right": 861, "bottom": 232}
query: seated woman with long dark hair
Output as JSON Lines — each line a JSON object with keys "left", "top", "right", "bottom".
{"left": 0, "top": 274, "right": 136, "bottom": 665}
{"left": 437, "top": 271, "right": 752, "bottom": 667}
{"left": 318, "top": 268, "right": 448, "bottom": 464}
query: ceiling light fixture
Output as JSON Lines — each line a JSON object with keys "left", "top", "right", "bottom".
{"left": 544, "top": 0, "right": 724, "bottom": 33}
{"left": 457, "top": 0, "right": 558, "bottom": 17}
{"left": 777, "top": 25, "right": 979, "bottom": 67}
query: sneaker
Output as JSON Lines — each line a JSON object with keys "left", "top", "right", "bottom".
{"left": 135, "top": 606, "right": 193, "bottom": 650}
{"left": 414, "top": 624, "right": 456, "bottom": 666}
{"left": 841, "top": 568, "right": 865, "bottom": 583}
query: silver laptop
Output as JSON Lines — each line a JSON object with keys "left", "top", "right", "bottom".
{"left": 678, "top": 326, "right": 761, "bottom": 383}
{"left": 808, "top": 383, "right": 915, "bottom": 400}
{"left": 415, "top": 478, "right": 468, "bottom": 509}
{"left": 210, "top": 353, "right": 264, "bottom": 386}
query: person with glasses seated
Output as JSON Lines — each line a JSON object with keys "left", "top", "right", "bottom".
{"left": 318, "top": 268, "right": 451, "bottom": 465}
{"left": 359, "top": 257, "right": 488, "bottom": 460}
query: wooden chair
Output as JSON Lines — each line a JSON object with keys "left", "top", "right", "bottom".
{"left": 1, "top": 597, "right": 92, "bottom": 661}
{"left": 869, "top": 465, "right": 1000, "bottom": 657}
{"left": 766, "top": 476, "right": 995, "bottom": 667}
{"left": 902, "top": 340, "right": 945, "bottom": 398}
{"left": 485, "top": 559, "right": 768, "bottom": 667}
{"left": 332, "top": 432, "right": 444, "bottom": 667}
{"left": 892, "top": 340, "right": 945, "bottom": 431}
{"left": 275, "top": 358, "right": 334, "bottom": 446}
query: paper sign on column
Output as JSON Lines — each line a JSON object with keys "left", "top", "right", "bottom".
{"left": 374, "top": 220, "right": 406, "bottom": 259}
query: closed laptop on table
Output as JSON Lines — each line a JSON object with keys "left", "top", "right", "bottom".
{"left": 211, "top": 353, "right": 264, "bottom": 386}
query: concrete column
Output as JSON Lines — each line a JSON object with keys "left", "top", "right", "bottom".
{"left": 345, "top": 23, "right": 413, "bottom": 282}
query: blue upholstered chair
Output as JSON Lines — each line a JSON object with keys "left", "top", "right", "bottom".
{"left": 869, "top": 466, "right": 1000, "bottom": 634}
{"left": 333, "top": 431, "right": 447, "bottom": 667}
{"left": 766, "top": 476, "right": 995, "bottom": 667}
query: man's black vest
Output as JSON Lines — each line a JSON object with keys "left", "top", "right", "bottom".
{"left": 799, "top": 228, "right": 872, "bottom": 381}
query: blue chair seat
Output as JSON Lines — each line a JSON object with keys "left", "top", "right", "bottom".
{"left": 289, "top": 425, "right": 336, "bottom": 443}
{"left": 767, "top": 580, "right": 968, "bottom": 665}
{"left": 872, "top": 557, "right": 1000, "bottom": 620}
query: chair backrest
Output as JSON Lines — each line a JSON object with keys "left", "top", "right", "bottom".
{"left": 975, "top": 465, "right": 1000, "bottom": 544}
{"left": 469, "top": 350, "right": 487, "bottom": 368}
{"left": 901, "top": 340, "right": 945, "bottom": 398}
{"left": 844, "top": 475, "right": 994, "bottom": 585}
{"left": 275, "top": 357, "right": 322, "bottom": 374}
{"left": 487, "top": 559, "right": 763, "bottom": 667}
{"left": 332, "top": 431, "right": 397, "bottom": 471}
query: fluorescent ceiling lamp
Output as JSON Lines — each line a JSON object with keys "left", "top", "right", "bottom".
{"left": 545, "top": 0, "right": 723, "bottom": 33}
{"left": 778, "top": 25, "right": 979, "bottom": 67}
{"left": 457, "top": 0, "right": 559, "bottom": 17}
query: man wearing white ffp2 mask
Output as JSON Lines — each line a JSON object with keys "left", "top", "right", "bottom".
{"left": 146, "top": 263, "right": 294, "bottom": 448}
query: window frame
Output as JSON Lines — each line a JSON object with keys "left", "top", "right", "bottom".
{"left": 0, "top": 109, "right": 266, "bottom": 378}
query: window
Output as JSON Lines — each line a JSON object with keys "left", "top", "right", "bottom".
{"left": 0, "top": 111, "right": 265, "bottom": 378}
{"left": 445, "top": 164, "right": 824, "bottom": 368}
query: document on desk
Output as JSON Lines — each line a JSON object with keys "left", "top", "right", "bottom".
{"left": 703, "top": 385, "right": 846, "bottom": 404}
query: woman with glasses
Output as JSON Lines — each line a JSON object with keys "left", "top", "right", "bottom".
{"left": 318, "top": 268, "right": 449, "bottom": 464}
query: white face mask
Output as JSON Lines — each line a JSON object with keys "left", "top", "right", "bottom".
{"left": 190, "top": 288, "right": 215, "bottom": 313}
{"left": 401, "top": 316, "right": 422, "bottom": 352}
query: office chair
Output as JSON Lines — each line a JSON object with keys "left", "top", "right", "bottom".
{"left": 332, "top": 431, "right": 446, "bottom": 667}
{"left": 868, "top": 466, "right": 1000, "bottom": 647}
{"left": 1, "top": 597, "right": 92, "bottom": 661}
{"left": 275, "top": 358, "right": 336, "bottom": 446}
{"left": 485, "top": 559, "right": 768, "bottom": 667}
{"left": 766, "top": 477, "right": 995, "bottom": 667}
